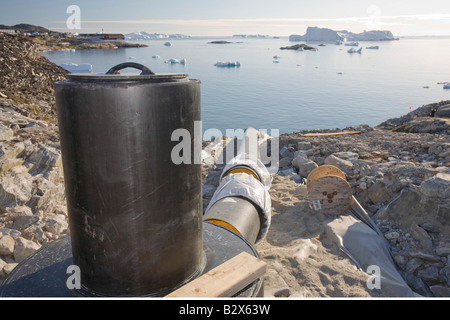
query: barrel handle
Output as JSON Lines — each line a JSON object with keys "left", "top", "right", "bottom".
{"left": 106, "top": 63, "right": 155, "bottom": 75}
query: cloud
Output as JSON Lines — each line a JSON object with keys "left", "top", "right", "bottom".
{"left": 48, "top": 13, "right": 450, "bottom": 36}
{"left": 50, "top": 13, "right": 450, "bottom": 26}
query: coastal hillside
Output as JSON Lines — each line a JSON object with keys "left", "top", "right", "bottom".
{"left": 0, "top": 32, "right": 68, "bottom": 122}
{"left": 0, "top": 32, "right": 449, "bottom": 297}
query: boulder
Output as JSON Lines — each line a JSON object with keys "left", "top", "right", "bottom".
{"left": 367, "top": 181, "right": 392, "bottom": 204}
{"left": 324, "top": 154, "right": 353, "bottom": 172}
{"left": 0, "top": 124, "right": 14, "bottom": 141}
{"left": 435, "top": 104, "right": 450, "bottom": 118}
{"left": 374, "top": 186, "right": 450, "bottom": 234}
{"left": 0, "top": 234, "right": 15, "bottom": 255}
{"left": 43, "top": 214, "right": 68, "bottom": 235}
{"left": 292, "top": 155, "right": 318, "bottom": 177}
{"left": 420, "top": 173, "right": 450, "bottom": 199}
{"left": 330, "top": 152, "right": 359, "bottom": 162}
{"left": 418, "top": 266, "right": 440, "bottom": 285}
{"left": 13, "top": 236, "right": 40, "bottom": 263}
{"left": 2, "top": 262, "right": 18, "bottom": 276}
{"left": 297, "top": 141, "right": 312, "bottom": 151}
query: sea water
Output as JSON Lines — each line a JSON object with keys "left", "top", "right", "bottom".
{"left": 42, "top": 37, "right": 450, "bottom": 134}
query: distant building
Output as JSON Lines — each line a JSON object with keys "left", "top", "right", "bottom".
{"left": 0, "top": 29, "right": 16, "bottom": 34}
{"left": 78, "top": 33, "right": 125, "bottom": 41}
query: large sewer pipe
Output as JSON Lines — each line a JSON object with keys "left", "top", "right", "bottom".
{"left": 0, "top": 64, "right": 270, "bottom": 297}
{"left": 203, "top": 127, "right": 272, "bottom": 245}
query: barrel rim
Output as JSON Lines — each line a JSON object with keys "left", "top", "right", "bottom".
{"left": 64, "top": 72, "right": 190, "bottom": 82}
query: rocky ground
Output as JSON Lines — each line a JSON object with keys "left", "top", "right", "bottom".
{"left": 0, "top": 32, "right": 68, "bottom": 122}
{"left": 201, "top": 107, "right": 450, "bottom": 297}
{"left": 0, "top": 32, "right": 449, "bottom": 297}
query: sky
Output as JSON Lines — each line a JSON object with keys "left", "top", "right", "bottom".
{"left": 1, "top": 0, "right": 449, "bottom": 37}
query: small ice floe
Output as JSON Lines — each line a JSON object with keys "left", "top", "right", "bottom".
{"left": 152, "top": 55, "right": 161, "bottom": 59}
{"left": 164, "top": 58, "right": 186, "bottom": 65}
{"left": 423, "top": 86, "right": 430, "bottom": 89}
{"left": 347, "top": 47, "right": 362, "bottom": 54}
{"left": 444, "top": 84, "right": 450, "bottom": 89}
{"left": 127, "top": 56, "right": 135, "bottom": 60}
{"left": 273, "top": 60, "right": 279, "bottom": 63}
{"left": 273, "top": 55, "right": 281, "bottom": 59}
{"left": 366, "top": 46, "right": 379, "bottom": 49}
{"left": 59, "top": 62, "right": 93, "bottom": 73}
{"left": 344, "top": 41, "right": 359, "bottom": 46}
{"left": 164, "top": 42, "right": 172, "bottom": 46}
{"left": 214, "top": 61, "right": 241, "bottom": 67}
{"left": 337, "top": 72, "right": 343, "bottom": 75}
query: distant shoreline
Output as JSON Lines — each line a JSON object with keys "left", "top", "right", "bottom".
{"left": 39, "top": 40, "right": 148, "bottom": 52}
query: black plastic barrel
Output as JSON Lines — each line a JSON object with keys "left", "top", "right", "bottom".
{"left": 54, "top": 63, "right": 204, "bottom": 296}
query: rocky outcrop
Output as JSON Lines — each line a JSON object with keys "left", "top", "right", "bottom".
{"left": 0, "top": 104, "right": 67, "bottom": 282}
{"left": 280, "top": 43, "right": 317, "bottom": 50}
{"left": 377, "top": 101, "right": 450, "bottom": 134}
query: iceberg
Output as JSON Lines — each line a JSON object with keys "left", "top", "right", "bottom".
{"left": 444, "top": 84, "right": 450, "bottom": 89}
{"left": 152, "top": 55, "right": 161, "bottom": 59}
{"left": 214, "top": 61, "right": 241, "bottom": 68}
{"left": 289, "top": 27, "right": 397, "bottom": 42}
{"left": 164, "top": 58, "right": 186, "bottom": 65}
{"left": 125, "top": 32, "right": 191, "bottom": 40}
{"left": 344, "top": 41, "right": 359, "bottom": 46}
{"left": 347, "top": 47, "right": 362, "bottom": 54}
{"left": 59, "top": 62, "right": 93, "bottom": 73}
{"left": 289, "top": 27, "right": 343, "bottom": 42}
{"left": 347, "top": 30, "right": 397, "bottom": 41}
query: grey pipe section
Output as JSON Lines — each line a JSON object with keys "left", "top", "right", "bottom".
{"left": 203, "top": 197, "right": 261, "bottom": 245}
{"left": 204, "top": 127, "right": 268, "bottom": 245}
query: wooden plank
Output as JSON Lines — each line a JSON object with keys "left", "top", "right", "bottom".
{"left": 166, "top": 252, "right": 266, "bottom": 297}
{"left": 301, "top": 131, "right": 360, "bottom": 137}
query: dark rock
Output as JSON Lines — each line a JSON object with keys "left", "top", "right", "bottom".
{"left": 436, "top": 104, "right": 450, "bottom": 118}
{"left": 418, "top": 266, "right": 440, "bottom": 285}
{"left": 377, "top": 100, "right": 450, "bottom": 131}
{"left": 280, "top": 43, "right": 316, "bottom": 50}
{"left": 392, "top": 117, "right": 450, "bottom": 134}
